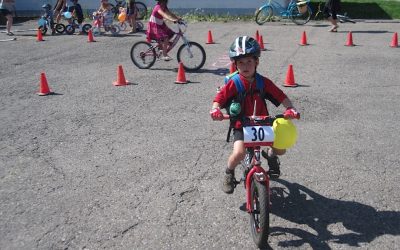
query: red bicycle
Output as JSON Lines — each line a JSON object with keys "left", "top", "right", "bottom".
{"left": 222, "top": 110, "right": 299, "bottom": 248}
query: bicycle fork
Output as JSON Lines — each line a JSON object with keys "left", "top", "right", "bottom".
{"left": 181, "top": 35, "right": 194, "bottom": 58}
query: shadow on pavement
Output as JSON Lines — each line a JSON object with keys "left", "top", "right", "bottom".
{"left": 269, "top": 179, "right": 400, "bottom": 249}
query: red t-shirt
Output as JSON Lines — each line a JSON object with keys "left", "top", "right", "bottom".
{"left": 214, "top": 73, "right": 287, "bottom": 120}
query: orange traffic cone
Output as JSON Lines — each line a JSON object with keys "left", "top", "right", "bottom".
{"left": 113, "top": 65, "right": 129, "bottom": 86}
{"left": 390, "top": 32, "right": 398, "bottom": 48}
{"left": 37, "top": 28, "right": 44, "bottom": 42}
{"left": 345, "top": 31, "right": 355, "bottom": 46}
{"left": 255, "top": 30, "right": 260, "bottom": 42}
{"left": 175, "top": 62, "right": 188, "bottom": 84}
{"left": 259, "top": 35, "right": 266, "bottom": 51}
{"left": 229, "top": 62, "right": 236, "bottom": 74}
{"left": 300, "top": 31, "right": 308, "bottom": 46}
{"left": 37, "top": 72, "right": 52, "bottom": 95}
{"left": 206, "top": 30, "right": 214, "bottom": 44}
{"left": 283, "top": 64, "right": 298, "bottom": 87}
{"left": 87, "top": 29, "right": 95, "bottom": 42}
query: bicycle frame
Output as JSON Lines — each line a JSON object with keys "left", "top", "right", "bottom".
{"left": 260, "top": 0, "right": 311, "bottom": 18}
{"left": 244, "top": 146, "right": 270, "bottom": 213}
{"left": 147, "top": 22, "right": 189, "bottom": 56}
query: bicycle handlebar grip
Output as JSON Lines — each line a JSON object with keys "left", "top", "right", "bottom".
{"left": 283, "top": 112, "right": 300, "bottom": 120}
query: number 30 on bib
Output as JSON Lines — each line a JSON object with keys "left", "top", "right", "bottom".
{"left": 243, "top": 126, "right": 274, "bottom": 147}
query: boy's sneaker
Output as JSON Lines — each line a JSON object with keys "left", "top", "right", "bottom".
{"left": 222, "top": 171, "right": 235, "bottom": 194}
{"left": 261, "top": 150, "right": 281, "bottom": 179}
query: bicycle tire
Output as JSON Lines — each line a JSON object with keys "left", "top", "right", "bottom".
{"left": 255, "top": 6, "right": 273, "bottom": 25}
{"left": 65, "top": 24, "right": 75, "bottom": 35}
{"left": 289, "top": 5, "right": 312, "bottom": 25}
{"left": 177, "top": 41, "right": 206, "bottom": 72}
{"left": 55, "top": 23, "right": 65, "bottom": 34}
{"left": 135, "top": 2, "right": 147, "bottom": 20}
{"left": 130, "top": 41, "right": 156, "bottom": 69}
{"left": 38, "top": 25, "right": 47, "bottom": 35}
{"left": 249, "top": 178, "right": 270, "bottom": 248}
{"left": 92, "top": 27, "right": 101, "bottom": 37}
{"left": 119, "top": 22, "right": 127, "bottom": 31}
{"left": 136, "top": 21, "right": 144, "bottom": 31}
{"left": 110, "top": 25, "right": 121, "bottom": 36}
{"left": 82, "top": 24, "right": 92, "bottom": 34}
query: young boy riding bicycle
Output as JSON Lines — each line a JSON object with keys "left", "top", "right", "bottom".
{"left": 210, "top": 36, "right": 299, "bottom": 194}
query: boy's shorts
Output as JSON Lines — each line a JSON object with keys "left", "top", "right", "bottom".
{"left": 0, "top": 8, "right": 12, "bottom": 16}
{"left": 233, "top": 129, "right": 244, "bottom": 142}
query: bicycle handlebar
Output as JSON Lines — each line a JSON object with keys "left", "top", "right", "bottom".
{"left": 222, "top": 113, "right": 299, "bottom": 121}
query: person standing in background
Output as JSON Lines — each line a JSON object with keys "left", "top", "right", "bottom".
{"left": 127, "top": 0, "right": 137, "bottom": 34}
{"left": 53, "top": 0, "right": 67, "bottom": 23}
{"left": 324, "top": 0, "right": 341, "bottom": 32}
{"left": 0, "top": 0, "right": 15, "bottom": 35}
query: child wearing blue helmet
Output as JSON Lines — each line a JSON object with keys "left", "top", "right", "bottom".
{"left": 210, "top": 36, "right": 299, "bottom": 194}
{"left": 41, "top": 3, "right": 55, "bottom": 35}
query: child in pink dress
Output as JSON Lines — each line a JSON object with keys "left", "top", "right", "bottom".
{"left": 146, "top": 0, "right": 181, "bottom": 61}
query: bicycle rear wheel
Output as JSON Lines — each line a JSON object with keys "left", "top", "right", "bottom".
{"left": 255, "top": 6, "right": 273, "bottom": 25}
{"left": 290, "top": 5, "right": 312, "bottom": 25}
{"left": 177, "top": 42, "right": 206, "bottom": 72}
{"left": 130, "top": 41, "right": 157, "bottom": 69}
{"left": 249, "top": 178, "right": 270, "bottom": 248}
{"left": 55, "top": 23, "right": 65, "bottom": 34}
{"left": 135, "top": 2, "right": 147, "bottom": 20}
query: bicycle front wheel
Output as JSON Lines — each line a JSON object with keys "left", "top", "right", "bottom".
{"left": 255, "top": 6, "right": 273, "bottom": 25}
{"left": 290, "top": 5, "right": 312, "bottom": 25}
{"left": 249, "top": 179, "right": 270, "bottom": 248}
{"left": 135, "top": 2, "right": 147, "bottom": 20}
{"left": 82, "top": 24, "right": 92, "bottom": 34}
{"left": 130, "top": 41, "right": 156, "bottom": 69}
{"left": 177, "top": 42, "right": 206, "bottom": 72}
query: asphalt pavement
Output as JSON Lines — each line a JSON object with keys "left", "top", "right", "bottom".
{"left": 0, "top": 19, "right": 399, "bottom": 249}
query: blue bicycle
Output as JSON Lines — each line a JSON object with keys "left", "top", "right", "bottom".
{"left": 255, "top": 0, "right": 312, "bottom": 25}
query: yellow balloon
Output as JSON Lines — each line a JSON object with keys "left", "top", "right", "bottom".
{"left": 118, "top": 13, "right": 126, "bottom": 22}
{"left": 272, "top": 118, "right": 298, "bottom": 150}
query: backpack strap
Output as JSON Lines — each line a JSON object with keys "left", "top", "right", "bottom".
{"left": 255, "top": 73, "right": 264, "bottom": 93}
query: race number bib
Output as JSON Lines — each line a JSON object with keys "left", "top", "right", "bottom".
{"left": 243, "top": 126, "right": 274, "bottom": 146}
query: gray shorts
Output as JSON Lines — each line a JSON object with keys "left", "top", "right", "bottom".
{"left": 233, "top": 129, "right": 244, "bottom": 142}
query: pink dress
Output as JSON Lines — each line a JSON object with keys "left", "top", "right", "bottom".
{"left": 146, "top": 3, "right": 174, "bottom": 41}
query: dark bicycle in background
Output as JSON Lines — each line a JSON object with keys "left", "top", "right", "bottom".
{"left": 110, "top": 0, "right": 148, "bottom": 20}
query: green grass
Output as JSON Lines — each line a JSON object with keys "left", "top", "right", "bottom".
{"left": 183, "top": 0, "right": 400, "bottom": 22}
{"left": 311, "top": 0, "right": 400, "bottom": 19}
{"left": 82, "top": 1, "right": 399, "bottom": 23}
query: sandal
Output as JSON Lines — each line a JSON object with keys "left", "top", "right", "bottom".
{"left": 161, "top": 56, "right": 172, "bottom": 61}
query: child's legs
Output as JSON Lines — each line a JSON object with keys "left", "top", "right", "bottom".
{"left": 227, "top": 129, "right": 247, "bottom": 171}
{"left": 160, "top": 39, "right": 169, "bottom": 56}
{"left": 6, "top": 14, "right": 13, "bottom": 32}
{"left": 128, "top": 8, "right": 136, "bottom": 31}
{"left": 77, "top": 18, "right": 83, "bottom": 31}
